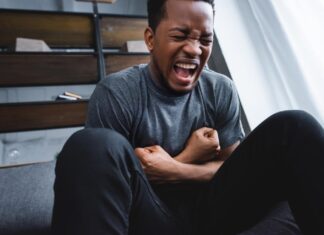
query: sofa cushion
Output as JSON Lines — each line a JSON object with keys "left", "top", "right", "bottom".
{"left": 0, "top": 160, "right": 301, "bottom": 235}
{"left": 0, "top": 161, "right": 55, "bottom": 235}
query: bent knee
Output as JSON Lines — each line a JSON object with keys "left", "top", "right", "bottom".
{"left": 268, "top": 110, "right": 323, "bottom": 141}
{"left": 57, "top": 128, "right": 131, "bottom": 169}
{"left": 70, "top": 128, "right": 129, "bottom": 148}
{"left": 273, "top": 110, "right": 321, "bottom": 129}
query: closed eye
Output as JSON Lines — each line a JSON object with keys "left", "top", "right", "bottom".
{"left": 172, "top": 35, "right": 187, "bottom": 41}
{"left": 201, "top": 39, "right": 212, "bottom": 46}
{"left": 200, "top": 37, "right": 213, "bottom": 46}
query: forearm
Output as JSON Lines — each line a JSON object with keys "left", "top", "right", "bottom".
{"left": 169, "top": 141, "right": 240, "bottom": 182}
{"left": 174, "top": 149, "right": 195, "bottom": 164}
{"left": 172, "top": 160, "right": 224, "bottom": 182}
{"left": 174, "top": 140, "right": 240, "bottom": 164}
{"left": 135, "top": 144, "right": 227, "bottom": 183}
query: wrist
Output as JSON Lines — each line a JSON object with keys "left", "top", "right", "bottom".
{"left": 166, "top": 158, "right": 191, "bottom": 182}
{"left": 174, "top": 148, "right": 194, "bottom": 164}
{"left": 176, "top": 160, "right": 224, "bottom": 182}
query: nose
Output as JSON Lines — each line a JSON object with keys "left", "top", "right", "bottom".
{"left": 183, "top": 39, "right": 202, "bottom": 57}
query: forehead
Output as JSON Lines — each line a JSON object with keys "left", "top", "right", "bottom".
{"left": 162, "top": 0, "right": 214, "bottom": 32}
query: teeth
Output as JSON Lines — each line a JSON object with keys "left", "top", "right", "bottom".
{"left": 175, "top": 63, "right": 197, "bottom": 69}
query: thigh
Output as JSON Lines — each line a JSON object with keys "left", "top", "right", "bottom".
{"left": 53, "top": 128, "right": 183, "bottom": 235}
{"left": 129, "top": 170, "right": 184, "bottom": 235}
{"left": 195, "top": 110, "right": 324, "bottom": 235}
{"left": 194, "top": 112, "right": 295, "bottom": 234}
{"left": 237, "top": 202, "right": 302, "bottom": 235}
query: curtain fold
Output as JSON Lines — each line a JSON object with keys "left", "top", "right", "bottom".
{"left": 247, "top": 0, "right": 324, "bottom": 124}
{"left": 214, "top": 0, "right": 324, "bottom": 127}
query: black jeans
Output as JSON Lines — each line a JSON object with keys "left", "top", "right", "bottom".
{"left": 52, "top": 110, "right": 324, "bottom": 235}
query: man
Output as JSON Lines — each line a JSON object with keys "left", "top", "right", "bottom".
{"left": 52, "top": 0, "right": 324, "bottom": 234}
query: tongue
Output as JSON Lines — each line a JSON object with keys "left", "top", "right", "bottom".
{"left": 174, "top": 66, "right": 190, "bottom": 78}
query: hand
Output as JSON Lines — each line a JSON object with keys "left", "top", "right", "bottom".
{"left": 175, "top": 127, "right": 221, "bottom": 164}
{"left": 134, "top": 145, "right": 181, "bottom": 183}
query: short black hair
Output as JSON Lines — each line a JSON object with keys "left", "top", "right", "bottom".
{"left": 147, "top": 0, "right": 215, "bottom": 32}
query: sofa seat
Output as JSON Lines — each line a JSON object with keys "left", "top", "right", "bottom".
{"left": 0, "top": 161, "right": 55, "bottom": 235}
{"left": 0, "top": 160, "right": 300, "bottom": 235}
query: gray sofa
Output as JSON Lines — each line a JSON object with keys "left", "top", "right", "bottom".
{"left": 0, "top": 161, "right": 55, "bottom": 235}
{"left": 0, "top": 160, "right": 301, "bottom": 235}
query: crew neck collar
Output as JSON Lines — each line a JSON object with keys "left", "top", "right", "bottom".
{"left": 143, "top": 64, "right": 194, "bottom": 99}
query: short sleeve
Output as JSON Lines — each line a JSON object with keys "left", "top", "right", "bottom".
{"left": 85, "top": 81, "right": 134, "bottom": 140}
{"left": 215, "top": 80, "right": 245, "bottom": 148}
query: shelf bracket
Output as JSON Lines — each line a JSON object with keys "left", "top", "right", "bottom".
{"left": 92, "top": 2, "right": 106, "bottom": 81}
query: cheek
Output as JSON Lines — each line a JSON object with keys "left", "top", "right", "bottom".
{"left": 161, "top": 52, "right": 174, "bottom": 71}
{"left": 154, "top": 54, "right": 171, "bottom": 78}
{"left": 203, "top": 47, "right": 212, "bottom": 60}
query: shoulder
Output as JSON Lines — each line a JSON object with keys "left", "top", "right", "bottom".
{"left": 98, "top": 64, "right": 147, "bottom": 92}
{"left": 89, "top": 64, "right": 148, "bottom": 111}
{"left": 199, "top": 68, "right": 236, "bottom": 96}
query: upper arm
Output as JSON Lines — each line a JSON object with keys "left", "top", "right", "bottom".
{"left": 219, "top": 140, "right": 240, "bottom": 161}
{"left": 214, "top": 79, "right": 245, "bottom": 149}
{"left": 85, "top": 82, "right": 134, "bottom": 140}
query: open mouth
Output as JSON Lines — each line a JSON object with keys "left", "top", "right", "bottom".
{"left": 173, "top": 63, "right": 198, "bottom": 79}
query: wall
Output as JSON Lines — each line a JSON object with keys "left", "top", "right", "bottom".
{"left": 213, "top": 0, "right": 280, "bottom": 129}
{"left": 0, "top": 0, "right": 59, "bottom": 11}
{"left": 70, "top": 0, "right": 147, "bottom": 15}
{"left": 0, "top": 0, "right": 147, "bottom": 165}
{"left": 0, "top": 0, "right": 147, "bottom": 15}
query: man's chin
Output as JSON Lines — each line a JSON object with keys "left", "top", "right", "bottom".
{"left": 168, "top": 82, "right": 198, "bottom": 94}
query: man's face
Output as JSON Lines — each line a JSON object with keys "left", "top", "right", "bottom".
{"left": 145, "top": 0, "right": 214, "bottom": 93}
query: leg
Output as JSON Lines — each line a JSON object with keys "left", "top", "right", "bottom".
{"left": 51, "top": 128, "right": 182, "bottom": 235}
{"left": 238, "top": 202, "right": 302, "bottom": 235}
{"left": 196, "top": 110, "right": 324, "bottom": 235}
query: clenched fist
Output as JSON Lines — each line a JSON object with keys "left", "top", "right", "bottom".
{"left": 175, "top": 127, "right": 221, "bottom": 164}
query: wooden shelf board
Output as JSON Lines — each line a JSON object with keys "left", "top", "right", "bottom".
{"left": 0, "top": 11, "right": 94, "bottom": 48}
{"left": 0, "top": 53, "right": 150, "bottom": 86}
{"left": 0, "top": 100, "right": 88, "bottom": 133}
{"left": 0, "top": 54, "right": 98, "bottom": 86}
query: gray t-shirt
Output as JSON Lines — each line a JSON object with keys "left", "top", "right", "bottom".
{"left": 86, "top": 64, "right": 244, "bottom": 156}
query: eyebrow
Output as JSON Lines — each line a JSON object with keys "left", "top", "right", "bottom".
{"left": 168, "top": 27, "right": 213, "bottom": 37}
{"left": 169, "top": 27, "right": 190, "bottom": 34}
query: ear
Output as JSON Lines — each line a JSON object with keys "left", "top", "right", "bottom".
{"left": 144, "top": 27, "right": 155, "bottom": 52}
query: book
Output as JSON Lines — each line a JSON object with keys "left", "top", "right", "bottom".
{"left": 122, "top": 40, "right": 149, "bottom": 53}
{"left": 15, "top": 38, "right": 51, "bottom": 52}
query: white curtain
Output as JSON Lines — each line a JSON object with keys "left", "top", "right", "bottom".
{"left": 248, "top": 0, "right": 324, "bottom": 124}
{"left": 214, "top": 0, "right": 324, "bottom": 127}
